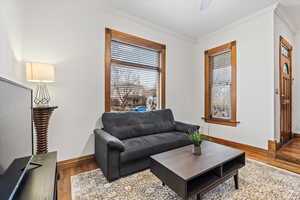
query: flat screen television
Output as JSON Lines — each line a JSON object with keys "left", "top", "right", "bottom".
{"left": 0, "top": 77, "right": 33, "bottom": 200}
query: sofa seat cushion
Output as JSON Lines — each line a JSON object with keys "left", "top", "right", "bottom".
{"left": 102, "top": 109, "right": 176, "bottom": 140}
{"left": 120, "top": 132, "right": 192, "bottom": 164}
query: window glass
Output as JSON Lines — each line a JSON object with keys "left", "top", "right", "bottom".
{"left": 210, "top": 52, "right": 231, "bottom": 119}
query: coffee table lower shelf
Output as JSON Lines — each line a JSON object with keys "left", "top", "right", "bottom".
{"left": 188, "top": 170, "right": 239, "bottom": 200}
{"left": 150, "top": 144, "right": 245, "bottom": 200}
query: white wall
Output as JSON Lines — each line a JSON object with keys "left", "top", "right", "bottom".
{"left": 273, "top": 10, "right": 295, "bottom": 140}
{"left": 22, "top": 0, "right": 198, "bottom": 161}
{"left": 0, "top": 0, "right": 23, "bottom": 81}
{"left": 194, "top": 7, "right": 275, "bottom": 150}
{"left": 294, "top": 33, "right": 300, "bottom": 133}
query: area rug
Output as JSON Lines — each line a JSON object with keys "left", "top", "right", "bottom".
{"left": 71, "top": 159, "right": 300, "bottom": 200}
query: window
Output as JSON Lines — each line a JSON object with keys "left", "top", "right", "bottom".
{"left": 204, "top": 41, "right": 238, "bottom": 126}
{"left": 105, "top": 28, "right": 166, "bottom": 112}
{"left": 281, "top": 45, "right": 289, "bottom": 58}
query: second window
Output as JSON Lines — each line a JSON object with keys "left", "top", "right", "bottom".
{"left": 204, "top": 41, "right": 237, "bottom": 126}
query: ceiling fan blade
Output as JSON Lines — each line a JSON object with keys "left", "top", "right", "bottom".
{"left": 200, "top": 0, "right": 213, "bottom": 10}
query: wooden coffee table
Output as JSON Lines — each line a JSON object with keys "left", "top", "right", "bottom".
{"left": 150, "top": 141, "right": 245, "bottom": 200}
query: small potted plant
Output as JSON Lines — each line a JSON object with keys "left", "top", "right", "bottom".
{"left": 188, "top": 131, "right": 203, "bottom": 155}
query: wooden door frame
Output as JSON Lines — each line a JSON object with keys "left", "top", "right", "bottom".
{"left": 279, "top": 36, "right": 293, "bottom": 144}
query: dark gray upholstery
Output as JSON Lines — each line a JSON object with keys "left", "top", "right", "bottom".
{"left": 94, "top": 129, "right": 125, "bottom": 181}
{"left": 120, "top": 132, "right": 191, "bottom": 164}
{"left": 120, "top": 158, "right": 150, "bottom": 177}
{"left": 175, "top": 121, "right": 200, "bottom": 133}
{"left": 102, "top": 109, "right": 176, "bottom": 140}
{"left": 95, "top": 109, "right": 199, "bottom": 182}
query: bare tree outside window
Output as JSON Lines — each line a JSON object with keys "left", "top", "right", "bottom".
{"left": 111, "top": 65, "right": 158, "bottom": 111}
{"left": 111, "top": 68, "right": 142, "bottom": 110}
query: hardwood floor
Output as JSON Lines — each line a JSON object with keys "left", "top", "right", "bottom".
{"left": 204, "top": 135, "right": 300, "bottom": 174}
{"left": 58, "top": 160, "right": 98, "bottom": 200}
{"left": 294, "top": 133, "right": 300, "bottom": 138}
{"left": 246, "top": 149, "right": 300, "bottom": 174}
{"left": 276, "top": 138, "right": 300, "bottom": 165}
{"left": 57, "top": 140, "right": 300, "bottom": 200}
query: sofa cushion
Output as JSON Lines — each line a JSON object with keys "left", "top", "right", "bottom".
{"left": 102, "top": 109, "right": 176, "bottom": 140}
{"left": 120, "top": 131, "right": 192, "bottom": 164}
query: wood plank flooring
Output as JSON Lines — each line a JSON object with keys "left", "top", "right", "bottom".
{"left": 276, "top": 138, "right": 300, "bottom": 165}
{"left": 57, "top": 141, "right": 300, "bottom": 200}
{"left": 58, "top": 160, "right": 98, "bottom": 200}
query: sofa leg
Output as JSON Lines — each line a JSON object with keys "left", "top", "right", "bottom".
{"left": 162, "top": 182, "right": 165, "bottom": 186}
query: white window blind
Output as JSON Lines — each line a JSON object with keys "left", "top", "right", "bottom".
{"left": 112, "top": 41, "right": 159, "bottom": 67}
{"left": 110, "top": 40, "right": 160, "bottom": 111}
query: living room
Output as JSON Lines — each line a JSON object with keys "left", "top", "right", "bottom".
{"left": 1, "top": 0, "right": 300, "bottom": 199}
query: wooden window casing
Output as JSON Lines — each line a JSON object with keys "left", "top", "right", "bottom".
{"left": 105, "top": 28, "right": 166, "bottom": 112}
{"left": 204, "top": 41, "right": 238, "bottom": 127}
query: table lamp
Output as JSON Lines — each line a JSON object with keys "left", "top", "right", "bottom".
{"left": 26, "top": 62, "right": 55, "bottom": 107}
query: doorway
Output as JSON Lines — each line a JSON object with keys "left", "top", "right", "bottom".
{"left": 279, "top": 36, "right": 293, "bottom": 146}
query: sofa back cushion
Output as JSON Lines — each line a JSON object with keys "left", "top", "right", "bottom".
{"left": 102, "top": 109, "right": 176, "bottom": 140}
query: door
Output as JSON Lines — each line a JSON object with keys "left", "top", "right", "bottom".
{"left": 279, "top": 36, "right": 293, "bottom": 145}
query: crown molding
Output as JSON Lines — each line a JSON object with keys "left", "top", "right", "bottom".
{"left": 197, "top": 3, "right": 279, "bottom": 43}
{"left": 101, "top": 5, "right": 197, "bottom": 44}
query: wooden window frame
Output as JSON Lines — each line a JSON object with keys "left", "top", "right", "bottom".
{"left": 204, "top": 41, "right": 238, "bottom": 127}
{"left": 104, "top": 28, "right": 166, "bottom": 112}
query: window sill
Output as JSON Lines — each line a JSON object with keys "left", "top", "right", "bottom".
{"left": 203, "top": 118, "right": 240, "bottom": 127}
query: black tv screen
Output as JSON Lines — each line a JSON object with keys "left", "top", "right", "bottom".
{"left": 0, "top": 77, "right": 33, "bottom": 174}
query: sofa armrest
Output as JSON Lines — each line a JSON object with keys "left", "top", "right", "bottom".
{"left": 94, "top": 129, "right": 125, "bottom": 152}
{"left": 175, "top": 121, "right": 200, "bottom": 133}
{"left": 94, "top": 129, "right": 125, "bottom": 182}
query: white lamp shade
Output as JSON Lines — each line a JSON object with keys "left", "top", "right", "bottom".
{"left": 26, "top": 62, "right": 55, "bottom": 83}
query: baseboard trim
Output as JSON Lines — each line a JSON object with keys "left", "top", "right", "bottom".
{"left": 57, "top": 154, "right": 95, "bottom": 170}
{"left": 293, "top": 133, "right": 300, "bottom": 138}
{"left": 203, "top": 135, "right": 268, "bottom": 156}
{"left": 268, "top": 140, "right": 281, "bottom": 158}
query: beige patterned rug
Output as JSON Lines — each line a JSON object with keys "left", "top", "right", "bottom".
{"left": 71, "top": 160, "right": 300, "bottom": 200}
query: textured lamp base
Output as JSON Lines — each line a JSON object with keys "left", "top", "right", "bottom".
{"left": 33, "top": 106, "right": 58, "bottom": 154}
{"left": 34, "top": 83, "right": 51, "bottom": 106}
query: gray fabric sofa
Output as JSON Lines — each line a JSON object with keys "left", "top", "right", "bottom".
{"left": 94, "top": 109, "right": 199, "bottom": 182}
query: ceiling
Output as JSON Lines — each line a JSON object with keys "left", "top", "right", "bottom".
{"left": 280, "top": 0, "right": 300, "bottom": 32}
{"left": 106, "top": 0, "right": 278, "bottom": 40}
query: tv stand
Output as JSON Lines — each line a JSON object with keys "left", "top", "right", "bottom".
{"left": 14, "top": 152, "right": 58, "bottom": 200}
{"left": 25, "top": 162, "right": 43, "bottom": 171}
{"left": 30, "top": 162, "right": 43, "bottom": 166}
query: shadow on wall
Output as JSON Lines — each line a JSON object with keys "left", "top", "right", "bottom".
{"left": 0, "top": 166, "right": 3, "bottom": 174}
{"left": 81, "top": 133, "right": 94, "bottom": 156}
{"left": 95, "top": 117, "right": 103, "bottom": 130}
{"left": 81, "top": 117, "right": 104, "bottom": 156}
{"left": 0, "top": 6, "right": 23, "bottom": 82}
